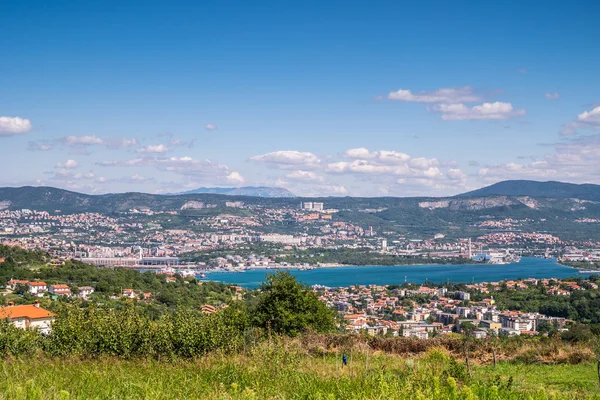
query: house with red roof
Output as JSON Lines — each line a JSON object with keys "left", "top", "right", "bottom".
{"left": 0, "top": 301, "right": 55, "bottom": 333}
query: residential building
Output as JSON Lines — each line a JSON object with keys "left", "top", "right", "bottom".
{"left": 49, "top": 284, "right": 72, "bottom": 296}
{"left": 78, "top": 286, "right": 95, "bottom": 299}
{"left": 0, "top": 301, "right": 55, "bottom": 334}
{"left": 27, "top": 281, "right": 48, "bottom": 296}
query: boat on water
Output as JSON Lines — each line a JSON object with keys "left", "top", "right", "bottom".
{"left": 176, "top": 269, "right": 196, "bottom": 278}
{"left": 579, "top": 269, "right": 600, "bottom": 274}
{"left": 472, "top": 250, "right": 520, "bottom": 264}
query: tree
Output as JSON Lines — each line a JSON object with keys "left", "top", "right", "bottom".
{"left": 561, "top": 324, "right": 594, "bottom": 343}
{"left": 251, "top": 271, "right": 335, "bottom": 336}
{"left": 13, "top": 283, "right": 29, "bottom": 296}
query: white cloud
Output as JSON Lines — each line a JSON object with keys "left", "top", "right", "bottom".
{"left": 285, "top": 170, "right": 326, "bottom": 183}
{"left": 56, "top": 159, "right": 79, "bottom": 169}
{"left": 342, "top": 148, "right": 375, "bottom": 159}
{"left": 98, "top": 155, "right": 240, "bottom": 185}
{"left": 250, "top": 150, "right": 321, "bottom": 169}
{"left": 477, "top": 134, "right": 600, "bottom": 183}
{"left": 437, "top": 102, "right": 526, "bottom": 120}
{"left": 0, "top": 116, "right": 32, "bottom": 136}
{"left": 226, "top": 172, "right": 245, "bottom": 185}
{"left": 97, "top": 158, "right": 149, "bottom": 167}
{"left": 64, "top": 135, "right": 104, "bottom": 145}
{"left": 136, "top": 144, "right": 169, "bottom": 153}
{"left": 205, "top": 124, "right": 218, "bottom": 130}
{"left": 388, "top": 87, "right": 481, "bottom": 103}
{"left": 577, "top": 106, "right": 600, "bottom": 126}
{"left": 62, "top": 135, "right": 137, "bottom": 149}
{"left": 559, "top": 106, "right": 600, "bottom": 136}
{"left": 342, "top": 148, "right": 411, "bottom": 164}
{"left": 545, "top": 92, "right": 560, "bottom": 100}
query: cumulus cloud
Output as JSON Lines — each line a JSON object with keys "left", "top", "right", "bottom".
{"left": 387, "top": 87, "right": 480, "bottom": 103}
{"left": 136, "top": 144, "right": 169, "bottom": 153}
{"left": 437, "top": 102, "right": 526, "bottom": 120}
{"left": 205, "top": 124, "right": 218, "bottom": 130}
{"left": 577, "top": 106, "right": 600, "bottom": 126}
{"left": 250, "top": 150, "right": 321, "bottom": 169}
{"left": 96, "top": 158, "right": 149, "bottom": 167}
{"left": 61, "top": 136, "right": 137, "bottom": 149}
{"left": 545, "top": 92, "right": 560, "bottom": 100}
{"left": 226, "top": 172, "right": 245, "bottom": 185}
{"left": 477, "top": 134, "right": 600, "bottom": 183}
{"left": 97, "top": 155, "right": 242, "bottom": 185}
{"left": 55, "top": 159, "right": 79, "bottom": 169}
{"left": 342, "top": 148, "right": 411, "bottom": 164}
{"left": 0, "top": 116, "right": 32, "bottom": 136}
{"left": 285, "top": 170, "right": 326, "bottom": 183}
{"left": 64, "top": 135, "right": 104, "bottom": 145}
{"left": 559, "top": 106, "right": 600, "bottom": 136}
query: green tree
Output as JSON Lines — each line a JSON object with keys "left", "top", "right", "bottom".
{"left": 251, "top": 271, "right": 334, "bottom": 336}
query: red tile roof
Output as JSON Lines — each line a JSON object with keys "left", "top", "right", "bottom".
{"left": 0, "top": 305, "right": 55, "bottom": 320}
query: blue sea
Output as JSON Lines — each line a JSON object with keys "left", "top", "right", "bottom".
{"left": 202, "top": 258, "right": 589, "bottom": 289}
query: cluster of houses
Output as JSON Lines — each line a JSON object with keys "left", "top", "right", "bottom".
{"left": 120, "top": 288, "right": 151, "bottom": 301}
{"left": 7, "top": 279, "right": 94, "bottom": 299}
{"left": 321, "top": 282, "right": 570, "bottom": 339}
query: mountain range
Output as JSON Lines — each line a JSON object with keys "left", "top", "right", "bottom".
{"left": 458, "top": 180, "right": 600, "bottom": 201}
{"left": 0, "top": 181, "right": 599, "bottom": 215}
{"left": 174, "top": 186, "right": 296, "bottom": 198}
{"left": 1, "top": 180, "right": 600, "bottom": 241}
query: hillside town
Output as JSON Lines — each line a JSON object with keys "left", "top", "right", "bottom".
{"left": 319, "top": 276, "right": 598, "bottom": 338}
{"left": 2, "top": 205, "right": 600, "bottom": 270}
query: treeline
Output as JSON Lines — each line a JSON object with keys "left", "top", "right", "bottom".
{"left": 491, "top": 278, "right": 600, "bottom": 324}
{"left": 0, "top": 244, "right": 48, "bottom": 265}
{"left": 0, "top": 251, "right": 234, "bottom": 310}
{"left": 0, "top": 271, "right": 335, "bottom": 358}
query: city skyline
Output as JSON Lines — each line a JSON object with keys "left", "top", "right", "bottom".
{"left": 1, "top": 1, "right": 599, "bottom": 196}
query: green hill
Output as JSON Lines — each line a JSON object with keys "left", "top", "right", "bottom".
{"left": 458, "top": 180, "right": 600, "bottom": 201}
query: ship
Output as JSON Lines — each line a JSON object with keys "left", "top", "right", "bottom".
{"left": 176, "top": 269, "right": 196, "bottom": 278}
{"left": 472, "top": 249, "right": 520, "bottom": 264}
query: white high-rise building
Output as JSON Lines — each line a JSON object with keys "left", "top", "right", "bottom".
{"left": 302, "top": 202, "right": 313, "bottom": 210}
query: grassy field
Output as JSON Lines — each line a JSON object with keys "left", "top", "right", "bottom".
{"left": 1, "top": 344, "right": 599, "bottom": 399}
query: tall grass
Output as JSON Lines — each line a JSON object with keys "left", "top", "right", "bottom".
{"left": 0, "top": 343, "right": 598, "bottom": 399}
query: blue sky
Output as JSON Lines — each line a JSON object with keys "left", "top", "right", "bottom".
{"left": 1, "top": 0, "right": 599, "bottom": 196}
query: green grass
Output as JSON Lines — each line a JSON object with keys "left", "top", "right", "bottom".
{"left": 1, "top": 345, "right": 599, "bottom": 399}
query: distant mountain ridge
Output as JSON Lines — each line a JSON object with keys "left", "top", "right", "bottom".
{"left": 0, "top": 180, "right": 599, "bottom": 215}
{"left": 175, "top": 186, "right": 296, "bottom": 198}
{"left": 457, "top": 180, "right": 600, "bottom": 201}
{"left": 2, "top": 182, "right": 600, "bottom": 241}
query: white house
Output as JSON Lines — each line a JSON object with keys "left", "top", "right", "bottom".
{"left": 49, "top": 284, "right": 72, "bottom": 296}
{"left": 78, "top": 286, "right": 95, "bottom": 299}
{"left": 0, "top": 302, "right": 55, "bottom": 334}
{"left": 27, "top": 281, "right": 48, "bottom": 296}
